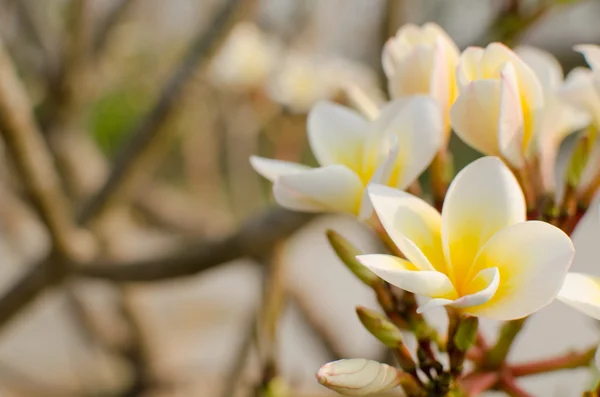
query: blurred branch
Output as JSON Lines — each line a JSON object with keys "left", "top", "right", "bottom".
{"left": 0, "top": 37, "right": 90, "bottom": 260}
{"left": 78, "top": 0, "right": 253, "bottom": 225}
{"left": 289, "top": 288, "right": 344, "bottom": 361}
{"left": 93, "top": 0, "right": 137, "bottom": 57}
{"left": 77, "top": 208, "right": 314, "bottom": 282}
{"left": 0, "top": 256, "right": 59, "bottom": 330}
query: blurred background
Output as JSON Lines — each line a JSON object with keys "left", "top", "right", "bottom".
{"left": 0, "top": 0, "right": 599, "bottom": 396}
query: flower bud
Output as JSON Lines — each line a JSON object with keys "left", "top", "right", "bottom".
{"left": 356, "top": 306, "right": 404, "bottom": 348}
{"left": 453, "top": 316, "right": 479, "bottom": 352}
{"left": 326, "top": 230, "right": 378, "bottom": 286}
{"left": 316, "top": 359, "right": 403, "bottom": 395}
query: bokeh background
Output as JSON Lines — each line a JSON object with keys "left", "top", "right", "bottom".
{"left": 0, "top": 0, "right": 599, "bottom": 396}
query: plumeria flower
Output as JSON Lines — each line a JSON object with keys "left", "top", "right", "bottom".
{"left": 251, "top": 96, "right": 442, "bottom": 219}
{"left": 209, "top": 22, "right": 280, "bottom": 91}
{"left": 516, "top": 46, "right": 590, "bottom": 194}
{"left": 561, "top": 45, "right": 600, "bottom": 128}
{"left": 450, "top": 43, "right": 545, "bottom": 169}
{"left": 383, "top": 23, "right": 460, "bottom": 141}
{"left": 357, "top": 156, "right": 574, "bottom": 320}
{"left": 267, "top": 52, "right": 380, "bottom": 114}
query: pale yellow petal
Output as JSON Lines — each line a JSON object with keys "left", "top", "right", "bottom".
{"left": 275, "top": 165, "right": 363, "bottom": 214}
{"left": 467, "top": 221, "right": 574, "bottom": 320}
{"left": 457, "top": 47, "right": 484, "bottom": 88}
{"left": 516, "top": 46, "right": 563, "bottom": 93}
{"left": 368, "top": 184, "right": 445, "bottom": 272}
{"left": 442, "top": 157, "right": 526, "bottom": 291}
{"left": 575, "top": 44, "right": 600, "bottom": 71}
{"left": 498, "top": 63, "right": 526, "bottom": 168}
{"left": 356, "top": 254, "right": 456, "bottom": 299}
{"left": 417, "top": 268, "right": 500, "bottom": 315}
{"left": 557, "top": 273, "right": 600, "bottom": 320}
{"left": 450, "top": 79, "right": 502, "bottom": 157}
{"left": 250, "top": 156, "right": 310, "bottom": 182}
{"left": 307, "top": 101, "right": 368, "bottom": 171}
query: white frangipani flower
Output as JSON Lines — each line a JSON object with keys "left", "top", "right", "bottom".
{"left": 267, "top": 52, "right": 380, "bottom": 114}
{"left": 251, "top": 96, "right": 442, "bottom": 219}
{"left": 383, "top": 22, "right": 460, "bottom": 140}
{"left": 516, "top": 46, "right": 590, "bottom": 193}
{"left": 450, "top": 43, "right": 545, "bottom": 169}
{"left": 316, "top": 359, "right": 402, "bottom": 395}
{"left": 561, "top": 45, "right": 600, "bottom": 128}
{"left": 209, "top": 22, "right": 280, "bottom": 91}
{"left": 357, "top": 156, "right": 574, "bottom": 320}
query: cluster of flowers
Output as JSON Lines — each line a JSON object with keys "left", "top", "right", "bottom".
{"left": 210, "top": 22, "right": 380, "bottom": 113}
{"left": 249, "top": 22, "right": 600, "bottom": 396}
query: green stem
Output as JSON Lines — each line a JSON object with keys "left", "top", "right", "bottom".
{"left": 486, "top": 318, "right": 527, "bottom": 368}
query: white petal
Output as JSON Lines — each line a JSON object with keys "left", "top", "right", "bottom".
{"left": 467, "top": 221, "right": 574, "bottom": 320}
{"left": 356, "top": 254, "right": 456, "bottom": 299}
{"left": 307, "top": 101, "right": 368, "bottom": 170}
{"left": 367, "top": 184, "right": 446, "bottom": 272}
{"left": 250, "top": 156, "right": 310, "bottom": 182}
{"left": 560, "top": 67, "right": 600, "bottom": 127}
{"left": 575, "top": 45, "right": 600, "bottom": 71}
{"left": 498, "top": 63, "right": 526, "bottom": 168}
{"left": 557, "top": 273, "right": 600, "bottom": 320}
{"left": 417, "top": 267, "right": 500, "bottom": 314}
{"left": 515, "top": 46, "right": 563, "bottom": 93}
{"left": 442, "top": 156, "right": 526, "bottom": 289}
{"left": 363, "top": 96, "right": 442, "bottom": 189}
{"left": 317, "top": 359, "right": 402, "bottom": 396}
{"left": 450, "top": 79, "right": 502, "bottom": 157}
{"left": 386, "top": 45, "right": 434, "bottom": 99}
{"left": 275, "top": 165, "right": 364, "bottom": 213}
{"left": 457, "top": 47, "right": 484, "bottom": 88}
{"left": 358, "top": 139, "right": 399, "bottom": 220}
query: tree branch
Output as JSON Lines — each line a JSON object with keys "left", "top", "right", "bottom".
{"left": 93, "top": 0, "right": 137, "bottom": 57}
{"left": 76, "top": 208, "right": 314, "bottom": 282}
{"left": 77, "top": 0, "right": 251, "bottom": 225}
{"left": 0, "top": 36, "right": 91, "bottom": 261}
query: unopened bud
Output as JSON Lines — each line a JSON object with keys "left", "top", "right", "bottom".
{"left": 356, "top": 306, "right": 403, "bottom": 348}
{"left": 316, "top": 359, "right": 403, "bottom": 395}
{"left": 453, "top": 316, "right": 479, "bottom": 352}
{"left": 566, "top": 126, "right": 596, "bottom": 188}
{"left": 326, "top": 230, "right": 378, "bottom": 286}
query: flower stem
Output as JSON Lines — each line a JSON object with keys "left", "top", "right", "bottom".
{"left": 460, "top": 371, "right": 499, "bottom": 396}
{"left": 430, "top": 149, "right": 453, "bottom": 211}
{"left": 510, "top": 347, "right": 595, "bottom": 377}
{"left": 486, "top": 317, "right": 527, "bottom": 368}
{"left": 499, "top": 372, "right": 533, "bottom": 397}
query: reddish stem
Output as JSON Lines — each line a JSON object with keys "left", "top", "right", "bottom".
{"left": 510, "top": 348, "right": 595, "bottom": 377}
{"left": 460, "top": 371, "right": 499, "bottom": 396}
{"left": 500, "top": 373, "right": 533, "bottom": 397}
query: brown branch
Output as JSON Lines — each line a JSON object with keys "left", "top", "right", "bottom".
{"left": 77, "top": 0, "right": 252, "bottom": 225}
{"left": 93, "top": 0, "right": 137, "bottom": 57}
{"left": 76, "top": 208, "right": 314, "bottom": 282}
{"left": 0, "top": 36, "right": 91, "bottom": 261}
{"left": 0, "top": 256, "right": 61, "bottom": 330}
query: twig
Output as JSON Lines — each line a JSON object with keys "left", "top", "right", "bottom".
{"left": 93, "top": 0, "right": 137, "bottom": 57}
{"left": 510, "top": 347, "right": 595, "bottom": 377}
{"left": 499, "top": 372, "right": 533, "bottom": 397}
{"left": 459, "top": 371, "right": 499, "bottom": 396}
{"left": 219, "top": 315, "right": 257, "bottom": 397}
{"left": 0, "top": 257, "right": 60, "bottom": 330}
{"left": 77, "top": 0, "right": 251, "bottom": 225}
{"left": 0, "top": 36, "right": 91, "bottom": 261}
{"left": 76, "top": 208, "right": 314, "bottom": 282}
{"left": 288, "top": 288, "right": 344, "bottom": 361}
